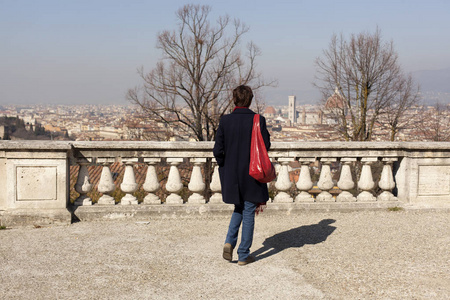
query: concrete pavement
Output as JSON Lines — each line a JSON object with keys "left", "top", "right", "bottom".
{"left": 1, "top": 210, "right": 449, "bottom": 299}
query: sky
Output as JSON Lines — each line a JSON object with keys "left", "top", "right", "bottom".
{"left": 1, "top": 0, "right": 450, "bottom": 106}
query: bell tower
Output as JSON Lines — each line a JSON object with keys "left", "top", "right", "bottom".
{"left": 288, "top": 95, "right": 297, "bottom": 124}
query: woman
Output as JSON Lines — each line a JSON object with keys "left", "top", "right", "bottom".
{"left": 213, "top": 85, "right": 271, "bottom": 266}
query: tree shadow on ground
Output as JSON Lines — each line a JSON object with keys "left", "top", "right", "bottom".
{"left": 252, "top": 219, "right": 336, "bottom": 261}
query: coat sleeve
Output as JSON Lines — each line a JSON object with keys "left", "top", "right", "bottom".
{"left": 213, "top": 119, "right": 225, "bottom": 167}
{"left": 260, "top": 116, "right": 271, "bottom": 151}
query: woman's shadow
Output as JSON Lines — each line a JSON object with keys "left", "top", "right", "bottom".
{"left": 252, "top": 219, "right": 336, "bottom": 260}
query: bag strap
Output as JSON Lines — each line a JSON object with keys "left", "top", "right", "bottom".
{"left": 253, "top": 114, "right": 260, "bottom": 126}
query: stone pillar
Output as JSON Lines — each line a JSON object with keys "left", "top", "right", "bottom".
{"left": 295, "top": 158, "right": 315, "bottom": 202}
{"left": 316, "top": 158, "right": 336, "bottom": 202}
{"left": 378, "top": 158, "right": 398, "bottom": 201}
{"left": 97, "top": 158, "right": 116, "bottom": 205}
{"left": 336, "top": 158, "right": 356, "bottom": 202}
{"left": 143, "top": 158, "right": 161, "bottom": 205}
{"left": 357, "top": 157, "right": 377, "bottom": 201}
{"left": 165, "top": 158, "right": 184, "bottom": 204}
{"left": 74, "top": 159, "right": 93, "bottom": 206}
{"left": 120, "top": 158, "right": 139, "bottom": 205}
{"left": 209, "top": 159, "right": 222, "bottom": 204}
{"left": 274, "top": 158, "right": 293, "bottom": 202}
{"left": 188, "top": 158, "right": 206, "bottom": 204}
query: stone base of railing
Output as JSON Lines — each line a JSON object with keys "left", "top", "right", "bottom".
{"left": 4, "top": 200, "right": 450, "bottom": 226}
{"left": 72, "top": 201, "right": 404, "bottom": 222}
{"left": 0, "top": 208, "right": 72, "bottom": 227}
{"left": 2, "top": 140, "right": 449, "bottom": 227}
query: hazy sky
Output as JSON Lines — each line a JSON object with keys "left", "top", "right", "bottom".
{"left": 1, "top": 0, "right": 450, "bottom": 105}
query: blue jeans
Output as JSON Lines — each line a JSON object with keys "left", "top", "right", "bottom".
{"left": 225, "top": 201, "right": 257, "bottom": 261}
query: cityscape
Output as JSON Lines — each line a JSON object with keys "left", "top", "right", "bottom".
{"left": 1, "top": 93, "right": 448, "bottom": 142}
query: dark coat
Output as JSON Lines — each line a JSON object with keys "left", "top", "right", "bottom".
{"left": 213, "top": 108, "right": 271, "bottom": 205}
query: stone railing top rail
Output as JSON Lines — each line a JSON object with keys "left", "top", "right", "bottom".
{"left": 0, "top": 140, "right": 72, "bottom": 150}
{"left": 1, "top": 141, "right": 449, "bottom": 159}
{"left": 1, "top": 140, "right": 449, "bottom": 149}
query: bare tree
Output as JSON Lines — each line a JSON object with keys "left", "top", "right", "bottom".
{"left": 384, "top": 74, "right": 420, "bottom": 141}
{"left": 127, "top": 4, "right": 275, "bottom": 142}
{"left": 415, "top": 102, "right": 450, "bottom": 141}
{"left": 314, "top": 28, "right": 420, "bottom": 141}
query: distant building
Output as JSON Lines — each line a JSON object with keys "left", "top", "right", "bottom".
{"left": 325, "top": 88, "right": 345, "bottom": 111}
{"left": 288, "top": 96, "right": 297, "bottom": 124}
{"left": 323, "top": 88, "right": 345, "bottom": 125}
{"left": 264, "top": 106, "right": 276, "bottom": 118}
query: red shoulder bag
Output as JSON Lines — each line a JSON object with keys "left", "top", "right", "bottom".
{"left": 249, "top": 114, "right": 276, "bottom": 183}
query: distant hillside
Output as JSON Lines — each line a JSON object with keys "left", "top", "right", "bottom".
{"left": 412, "top": 67, "right": 450, "bottom": 93}
{"left": 411, "top": 68, "right": 450, "bottom": 105}
{"left": 0, "top": 116, "right": 70, "bottom": 140}
{"left": 263, "top": 68, "right": 450, "bottom": 106}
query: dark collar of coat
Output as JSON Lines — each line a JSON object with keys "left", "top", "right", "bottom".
{"left": 231, "top": 108, "right": 255, "bottom": 114}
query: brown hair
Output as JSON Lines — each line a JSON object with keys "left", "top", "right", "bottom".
{"left": 232, "top": 85, "right": 253, "bottom": 107}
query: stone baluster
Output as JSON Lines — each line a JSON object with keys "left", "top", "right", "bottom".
{"left": 188, "top": 158, "right": 206, "bottom": 204}
{"left": 357, "top": 157, "right": 377, "bottom": 201}
{"left": 165, "top": 158, "right": 184, "bottom": 204}
{"left": 74, "top": 158, "right": 93, "bottom": 206}
{"left": 336, "top": 158, "right": 356, "bottom": 202}
{"left": 274, "top": 158, "right": 293, "bottom": 202}
{"left": 316, "top": 158, "right": 336, "bottom": 202}
{"left": 295, "top": 158, "right": 315, "bottom": 202}
{"left": 143, "top": 158, "right": 161, "bottom": 204}
{"left": 97, "top": 158, "right": 116, "bottom": 205}
{"left": 209, "top": 159, "right": 222, "bottom": 204}
{"left": 377, "top": 158, "right": 398, "bottom": 201}
{"left": 120, "top": 158, "right": 139, "bottom": 205}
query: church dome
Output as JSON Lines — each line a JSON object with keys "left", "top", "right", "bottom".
{"left": 325, "top": 88, "right": 345, "bottom": 109}
{"left": 265, "top": 106, "right": 276, "bottom": 115}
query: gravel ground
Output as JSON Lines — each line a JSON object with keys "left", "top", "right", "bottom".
{"left": 1, "top": 210, "right": 449, "bottom": 300}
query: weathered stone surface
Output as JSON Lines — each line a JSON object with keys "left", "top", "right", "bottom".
{"left": 188, "top": 158, "right": 206, "bottom": 204}
{"left": 0, "top": 208, "right": 71, "bottom": 227}
{"left": 0, "top": 158, "right": 7, "bottom": 209}
{"left": 143, "top": 162, "right": 161, "bottom": 205}
{"left": 71, "top": 202, "right": 411, "bottom": 222}
{"left": 418, "top": 165, "right": 450, "bottom": 196}
{"left": 209, "top": 162, "right": 222, "bottom": 204}
{"left": 357, "top": 163, "right": 376, "bottom": 202}
{"left": 1, "top": 140, "right": 450, "bottom": 227}
{"left": 337, "top": 161, "right": 356, "bottom": 202}
{"left": 16, "top": 166, "right": 57, "bottom": 201}
{"left": 378, "top": 163, "right": 397, "bottom": 201}
{"left": 97, "top": 165, "right": 116, "bottom": 205}
{"left": 0, "top": 140, "right": 71, "bottom": 150}
{"left": 295, "top": 163, "right": 314, "bottom": 202}
{"left": 120, "top": 162, "right": 138, "bottom": 205}
{"left": 400, "top": 157, "right": 450, "bottom": 207}
{"left": 74, "top": 163, "right": 92, "bottom": 206}
{"left": 6, "top": 158, "right": 68, "bottom": 209}
{"left": 274, "top": 160, "right": 293, "bottom": 203}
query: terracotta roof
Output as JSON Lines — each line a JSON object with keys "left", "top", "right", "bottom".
{"left": 265, "top": 106, "right": 276, "bottom": 115}
{"left": 325, "top": 89, "right": 345, "bottom": 109}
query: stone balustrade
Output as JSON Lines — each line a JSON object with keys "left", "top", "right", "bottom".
{"left": 1, "top": 141, "right": 449, "bottom": 226}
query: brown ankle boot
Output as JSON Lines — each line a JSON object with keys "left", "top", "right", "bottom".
{"left": 223, "top": 243, "right": 233, "bottom": 261}
{"left": 238, "top": 255, "right": 255, "bottom": 266}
